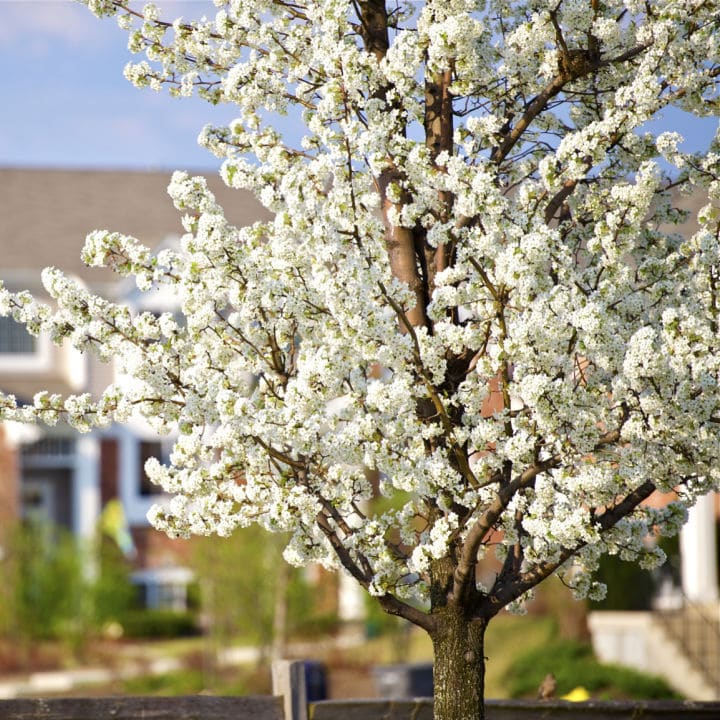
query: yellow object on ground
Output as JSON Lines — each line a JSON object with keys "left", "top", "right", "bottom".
{"left": 561, "top": 687, "right": 590, "bottom": 702}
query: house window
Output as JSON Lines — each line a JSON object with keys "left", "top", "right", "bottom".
{"left": 131, "top": 567, "right": 194, "bottom": 611}
{"left": 155, "top": 582, "right": 188, "bottom": 611}
{"left": 21, "top": 480, "right": 56, "bottom": 526}
{"left": 0, "top": 316, "right": 35, "bottom": 354}
{"left": 21, "top": 437, "right": 76, "bottom": 459}
{"left": 138, "top": 440, "right": 171, "bottom": 496}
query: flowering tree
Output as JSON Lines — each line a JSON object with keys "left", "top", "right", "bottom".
{"left": 3, "top": 0, "right": 720, "bottom": 717}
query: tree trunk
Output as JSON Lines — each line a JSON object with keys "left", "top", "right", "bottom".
{"left": 431, "top": 609, "right": 487, "bottom": 720}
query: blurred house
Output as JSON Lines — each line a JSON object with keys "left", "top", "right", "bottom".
{"left": 1, "top": 166, "right": 717, "bottom": 645}
{"left": 0, "top": 166, "right": 270, "bottom": 609}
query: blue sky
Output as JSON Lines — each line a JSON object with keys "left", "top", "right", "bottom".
{"left": 0, "top": 0, "right": 234, "bottom": 171}
{"left": 0, "top": 1, "right": 717, "bottom": 174}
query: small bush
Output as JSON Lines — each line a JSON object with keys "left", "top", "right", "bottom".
{"left": 504, "top": 638, "right": 680, "bottom": 700}
{"left": 122, "top": 665, "right": 266, "bottom": 696}
{"left": 291, "top": 611, "right": 340, "bottom": 639}
{"left": 121, "top": 609, "right": 199, "bottom": 638}
{"left": 123, "top": 669, "right": 205, "bottom": 695}
{"left": 589, "top": 554, "right": 656, "bottom": 611}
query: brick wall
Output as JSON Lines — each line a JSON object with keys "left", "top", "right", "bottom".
{"left": 0, "top": 426, "right": 19, "bottom": 544}
{"left": 99, "top": 437, "right": 119, "bottom": 506}
{"left": 130, "top": 526, "right": 194, "bottom": 571}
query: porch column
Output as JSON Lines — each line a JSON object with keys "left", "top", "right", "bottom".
{"left": 680, "top": 492, "right": 718, "bottom": 603}
{"left": 338, "top": 570, "right": 366, "bottom": 624}
{"left": 74, "top": 434, "right": 100, "bottom": 540}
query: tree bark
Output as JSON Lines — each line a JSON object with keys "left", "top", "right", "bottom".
{"left": 379, "top": 169, "right": 429, "bottom": 328}
{"left": 430, "top": 608, "right": 487, "bottom": 720}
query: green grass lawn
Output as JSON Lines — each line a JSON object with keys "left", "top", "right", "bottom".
{"left": 484, "top": 614, "right": 557, "bottom": 698}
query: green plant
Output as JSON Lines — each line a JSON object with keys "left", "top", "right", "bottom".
{"left": 123, "top": 668, "right": 206, "bottom": 695}
{"left": 0, "top": 523, "right": 156, "bottom": 649}
{"left": 290, "top": 610, "right": 340, "bottom": 639}
{"left": 504, "top": 638, "right": 680, "bottom": 700}
{"left": 589, "top": 534, "right": 683, "bottom": 612}
{"left": 192, "top": 526, "right": 329, "bottom": 650}
{"left": 121, "top": 663, "right": 267, "bottom": 696}
{"left": 92, "top": 537, "right": 135, "bottom": 627}
{"left": 2, "top": 523, "right": 94, "bottom": 655}
{"left": 483, "top": 615, "right": 556, "bottom": 697}
{"left": 589, "top": 554, "right": 657, "bottom": 611}
{"left": 121, "top": 609, "right": 199, "bottom": 638}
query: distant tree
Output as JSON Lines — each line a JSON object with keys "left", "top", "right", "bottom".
{"left": 195, "top": 525, "right": 340, "bottom": 664}
{"left": 192, "top": 527, "right": 292, "bottom": 660}
{"left": 3, "top": 1, "right": 720, "bottom": 717}
{"left": 0, "top": 524, "right": 122, "bottom": 658}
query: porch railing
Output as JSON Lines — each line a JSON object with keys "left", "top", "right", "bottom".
{"left": 655, "top": 596, "right": 720, "bottom": 698}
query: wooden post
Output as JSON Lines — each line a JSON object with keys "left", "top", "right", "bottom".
{"left": 272, "top": 659, "right": 308, "bottom": 720}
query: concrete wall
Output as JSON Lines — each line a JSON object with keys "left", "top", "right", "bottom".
{"left": 588, "top": 611, "right": 716, "bottom": 700}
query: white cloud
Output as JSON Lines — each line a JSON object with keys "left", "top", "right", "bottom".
{"left": 0, "top": 1, "right": 103, "bottom": 52}
{"left": 0, "top": 1, "right": 220, "bottom": 52}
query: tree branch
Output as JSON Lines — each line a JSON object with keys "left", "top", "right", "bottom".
{"left": 451, "top": 457, "right": 560, "bottom": 606}
{"left": 490, "top": 43, "right": 650, "bottom": 166}
{"left": 486, "top": 479, "right": 657, "bottom": 617}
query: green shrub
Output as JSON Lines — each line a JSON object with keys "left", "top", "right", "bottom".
{"left": 1, "top": 524, "right": 91, "bottom": 648}
{"left": 92, "top": 538, "right": 135, "bottom": 627}
{"left": 290, "top": 610, "right": 340, "bottom": 638}
{"left": 122, "top": 666, "right": 259, "bottom": 696}
{"left": 590, "top": 535, "right": 682, "bottom": 612}
{"left": 123, "top": 668, "right": 205, "bottom": 695}
{"left": 504, "top": 638, "right": 680, "bottom": 700}
{"left": 121, "top": 609, "right": 199, "bottom": 638}
{"left": 364, "top": 591, "right": 403, "bottom": 637}
{"left": 0, "top": 521, "right": 139, "bottom": 650}
{"left": 589, "top": 554, "right": 656, "bottom": 611}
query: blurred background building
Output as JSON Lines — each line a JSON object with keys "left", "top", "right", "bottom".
{"left": 0, "top": 166, "right": 271, "bottom": 610}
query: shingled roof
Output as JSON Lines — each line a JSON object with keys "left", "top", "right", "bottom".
{"left": 0, "top": 166, "right": 710, "bottom": 293}
{"left": 0, "top": 167, "right": 271, "bottom": 290}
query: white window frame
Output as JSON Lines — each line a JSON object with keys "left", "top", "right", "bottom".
{"left": 117, "top": 427, "right": 176, "bottom": 526}
{"left": 0, "top": 328, "right": 52, "bottom": 373}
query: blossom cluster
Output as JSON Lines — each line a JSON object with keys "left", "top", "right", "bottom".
{"left": 4, "top": 0, "right": 719, "bottom": 612}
